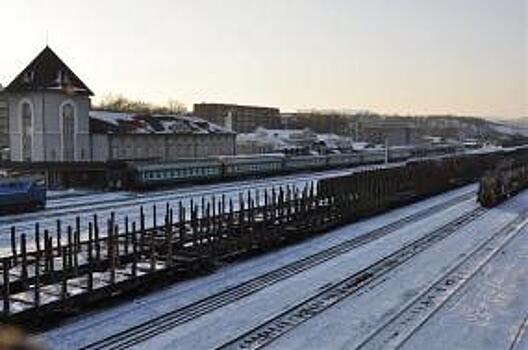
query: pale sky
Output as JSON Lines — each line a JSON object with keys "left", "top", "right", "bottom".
{"left": 0, "top": 0, "right": 526, "bottom": 118}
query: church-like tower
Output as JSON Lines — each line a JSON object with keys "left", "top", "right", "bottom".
{"left": 4, "top": 46, "right": 93, "bottom": 162}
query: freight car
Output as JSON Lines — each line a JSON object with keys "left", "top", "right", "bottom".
{"left": 0, "top": 177, "right": 47, "bottom": 213}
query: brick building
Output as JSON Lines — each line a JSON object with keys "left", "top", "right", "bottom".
{"left": 282, "top": 113, "right": 352, "bottom": 136}
{"left": 193, "top": 103, "right": 281, "bottom": 133}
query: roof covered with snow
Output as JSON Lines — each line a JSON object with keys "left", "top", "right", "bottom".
{"left": 89, "top": 111, "right": 235, "bottom": 135}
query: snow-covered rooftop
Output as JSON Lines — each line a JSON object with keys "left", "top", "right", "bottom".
{"left": 89, "top": 110, "right": 234, "bottom": 135}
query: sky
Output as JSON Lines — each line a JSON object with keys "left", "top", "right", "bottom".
{"left": 0, "top": 0, "right": 526, "bottom": 118}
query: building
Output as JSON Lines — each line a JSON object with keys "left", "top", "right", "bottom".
{"left": 3, "top": 46, "right": 94, "bottom": 162}
{"left": 194, "top": 103, "right": 281, "bottom": 133}
{"left": 0, "top": 87, "right": 8, "bottom": 159}
{"left": 2, "top": 47, "right": 235, "bottom": 164}
{"left": 360, "top": 120, "right": 418, "bottom": 146}
{"left": 236, "top": 127, "right": 354, "bottom": 155}
{"left": 89, "top": 111, "right": 235, "bottom": 161}
{"left": 282, "top": 113, "right": 352, "bottom": 136}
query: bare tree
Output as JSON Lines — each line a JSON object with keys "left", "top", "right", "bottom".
{"left": 95, "top": 94, "right": 187, "bottom": 114}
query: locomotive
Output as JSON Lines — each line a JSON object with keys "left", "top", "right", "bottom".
{"left": 477, "top": 159, "right": 528, "bottom": 207}
{"left": 0, "top": 177, "right": 47, "bottom": 214}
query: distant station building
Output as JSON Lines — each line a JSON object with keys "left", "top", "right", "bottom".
{"left": 1, "top": 47, "right": 235, "bottom": 187}
{"left": 193, "top": 103, "right": 281, "bottom": 133}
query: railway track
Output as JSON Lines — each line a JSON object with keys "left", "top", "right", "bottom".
{"left": 355, "top": 213, "right": 528, "bottom": 350}
{"left": 80, "top": 190, "right": 475, "bottom": 350}
{"left": 216, "top": 206, "right": 487, "bottom": 350}
{"left": 510, "top": 315, "right": 528, "bottom": 350}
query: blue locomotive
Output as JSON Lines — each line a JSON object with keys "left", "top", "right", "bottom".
{"left": 0, "top": 177, "right": 47, "bottom": 213}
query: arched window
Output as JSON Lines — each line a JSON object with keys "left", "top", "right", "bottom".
{"left": 21, "top": 102, "right": 32, "bottom": 161}
{"left": 61, "top": 103, "right": 75, "bottom": 161}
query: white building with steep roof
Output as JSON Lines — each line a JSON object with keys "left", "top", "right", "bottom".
{"left": 2, "top": 47, "right": 236, "bottom": 163}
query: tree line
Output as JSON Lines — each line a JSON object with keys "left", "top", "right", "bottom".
{"left": 94, "top": 94, "right": 187, "bottom": 114}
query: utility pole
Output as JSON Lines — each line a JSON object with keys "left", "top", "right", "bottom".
{"left": 384, "top": 137, "right": 389, "bottom": 164}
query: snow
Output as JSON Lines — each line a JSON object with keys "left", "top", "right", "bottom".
{"left": 490, "top": 122, "right": 528, "bottom": 137}
{"left": 40, "top": 184, "right": 477, "bottom": 349}
{"left": 400, "top": 214, "right": 528, "bottom": 350}
{"left": 89, "top": 111, "right": 232, "bottom": 134}
{"left": 242, "top": 196, "right": 525, "bottom": 350}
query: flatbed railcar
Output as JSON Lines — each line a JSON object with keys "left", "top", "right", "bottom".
{"left": 0, "top": 177, "right": 46, "bottom": 213}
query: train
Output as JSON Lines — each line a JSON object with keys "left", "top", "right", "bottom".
{"left": 127, "top": 144, "right": 465, "bottom": 188}
{"left": 0, "top": 177, "right": 47, "bottom": 214}
{"left": 477, "top": 159, "right": 528, "bottom": 207}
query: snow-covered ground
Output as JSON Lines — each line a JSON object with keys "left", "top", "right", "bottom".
{"left": 39, "top": 185, "right": 528, "bottom": 350}
{"left": 400, "top": 215, "right": 528, "bottom": 350}
{"left": 41, "top": 184, "right": 474, "bottom": 348}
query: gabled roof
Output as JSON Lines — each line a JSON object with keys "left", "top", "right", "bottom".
{"left": 5, "top": 46, "right": 93, "bottom": 96}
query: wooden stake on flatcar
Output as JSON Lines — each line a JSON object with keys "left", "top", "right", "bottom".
{"left": 20, "top": 234, "right": 28, "bottom": 289}
{"left": 61, "top": 247, "right": 67, "bottom": 303}
{"left": 76, "top": 216, "right": 81, "bottom": 252}
{"left": 179, "top": 202, "right": 185, "bottom": 244}
{"left": 33, "top": 250, "right": 40, "bottom": 308}
{"left": 149, "top": 222, "right": 156, "bottom": 272}
{"left": 56, "top": 219, "right": 62, "bottom": 257}
{"left": 94, "top": 214, "right": 100, "bottom": 262}
{"left": 2, "top": 258, "right": 10, "bottom": 315}
{"left": 67, "top": 226, "right": 74, "bottom": 275}
{"left": 114, "top": 224, "right": 120, "bottom": 268}
{"left": 48, "top": 236, "right": 54, "bottom": 274}
{"left": 153, "top": 205, "right": 157, "bottom": 229}
{"left": 10, "top": 227, "right": 17, "bottom": 266}
{"left": 124, "top": 216, "right": 129, "bottom": 256}
{"left": 43, "top": 230, "right": 49, "bottom": 272}
{"left": 87, "top": 223, "right": 94, "bottom": 292}
{"left": 73, "top": 229, "right": 79, "bottom": 274}
{"left": 165, "top": 215, "right": 173, "bottom": 267}
{"left": 132, "top": 222, "right": 138, "bottom": 278}
{"left": 140, "top": 206, "right": 146, "bottom": 256}
{"left": 35, "top": 223, "right": 40, "bottom": 255}
{"left": 109, "top": 223, "right": 116, "bottom": 286}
